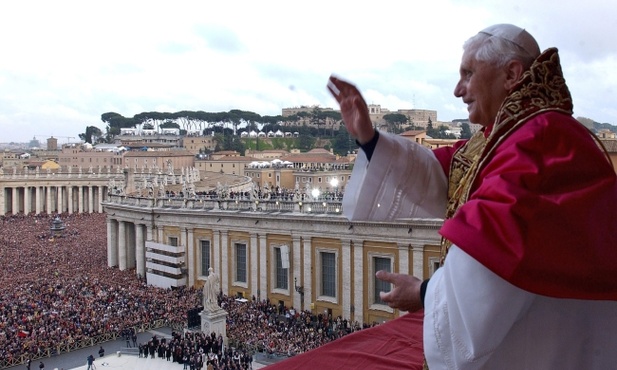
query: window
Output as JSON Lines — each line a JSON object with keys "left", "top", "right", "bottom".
{"left": 235, "top": 243, "right": 247, "bottom": 283}
{"left": 429, "top": 257, "right": 441, "bottom": 275}
{"left": 373, "top": 257, "right": 392, "bottom": 304}
{"left": 200, "top": 240, "right": 211, "bottom": 276}
{"left": 169, "top": 237, "right": 178, "bottom": 246}
{"left": 321, "top": 252, "right": 336, "bottom": 297}
{"left": 275, "top": 246, "right": 289, "bottom": 290}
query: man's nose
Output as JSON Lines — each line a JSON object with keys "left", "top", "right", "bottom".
{"left": 453, "top": 81, "right": 464, "bottom": 98}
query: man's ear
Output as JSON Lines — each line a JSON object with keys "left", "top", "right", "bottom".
{"left": 504, "top": 60, "right": 525, "bottom": 90}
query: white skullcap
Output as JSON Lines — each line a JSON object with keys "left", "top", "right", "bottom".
{"left": 479, "top": 24, "right": 541, "bottom": 57}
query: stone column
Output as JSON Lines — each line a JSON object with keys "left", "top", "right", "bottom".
{"left": 180, "top": 227, "right": 188, "bottom": 285}
{"left": 98, "top": 186, "right": 104, "bottom": 213}
{"left": 352, "top": 239, "right": 364, "bottom": 325}
{"left": 24, "top": 186, "right": 30, "bottom": 215}
{"left": 67, "top": 186, "right": 73, "bottom": 214}
{"left": 146, "top": 224, "right": 153, "bottom": 241}
{"left": 220, "top": 230, "right": 229, "bottom": 293}
{"left": 341, "top": 239, "right": 352, "bottom": 319}
{"left": 250, "top": 233, "right": 259, "bottom": 298}
{"left": 302, "top": 237, "right": 312, "bottom": 311}
{"left": 118, "top": 221, "right": 127, "bottom": 270}
{"left": 411, "top": 244, "right": 424, "bottom": 280}
{"left": 107, "top": 218, "right": 118, "bottom": 267}
{"left": 213, "top": 230, "right": 221, "bottom": 281}
{"left": 78, "top": 186, "right": 84, "bottom": 213}
{"left": 0, "top": 186, "right": 5, "bottom": 216}
{"left": 46, "top": 186, "right": 52, "bottom": 214}
{"left": 259, "top": 234, "right": 267, "bottom": 300}
{"left": 135, "top": 224, "right": 145, "bottom": 278}
{"left": 57, "top": 186, "right": 63, "bottom": 214}
{"left": 398, "top": 242, "right": 410, "bottom": 276}
{"left": 292, "top": 236, "right": 302, "bottom": 310}
{"left": 35, "top": 186, "right": 41, "bottom": 215}
{"left": 12, "top": 187, "right": 19, "bottom": 215}
{"left": 187, "top": 227, "right": 195, "bottom": 286}
{"left": 88, "top": 186, "right": 94, "bottom": 213}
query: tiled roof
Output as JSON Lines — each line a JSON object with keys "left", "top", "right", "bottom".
{"left": 600, "top": 139, "right": 617, "bottom": 153}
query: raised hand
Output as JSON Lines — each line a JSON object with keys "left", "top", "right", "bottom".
{"left": 327, "top": 75, "right": 375, "bottom": 144}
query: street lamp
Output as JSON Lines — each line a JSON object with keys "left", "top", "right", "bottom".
{"left": 330, "top": 177, "right": 339, "bottom": 199}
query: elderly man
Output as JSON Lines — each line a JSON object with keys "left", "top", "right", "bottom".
{"left": 327, "top": 24, "right": 617, "bottom": 369}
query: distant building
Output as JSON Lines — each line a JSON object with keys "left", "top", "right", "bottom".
{"left": 58, "top": 143, "right": 123, "bottom": 171}
{"left": 244, "top": 149, "right": 289, "bottom": 160}
{"left": 123, "top": 150, "right": 195, "bottom": 171}
{"left": 46, "top": 137, "right": 58, "bottom": 151}
{"left": 245, "top": 166, "right": 295, "bottom": 190}
{"left": 400, "top": 130, "right": 428, "bottom": 145}
{"left": 600, "top": 138, "right": 617, "bottom": 173}
{"left": 182, "top": 135, "right": 217, "bottom": 154}
{"left": 195, "top": 153, "right": 255, "bottom": 176}
{"left": 282, "top": 106, "right": 335, "bottom": 117}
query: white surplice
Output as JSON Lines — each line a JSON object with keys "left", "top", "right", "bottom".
{"left": 343, "top": 132, "right": 447, "bottom": 221}
{"left": 425, "top": 245, "right": 617, "bottom": 370}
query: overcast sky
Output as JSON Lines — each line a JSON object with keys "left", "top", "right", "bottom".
{"left": 1, "top": 0, "right": 616, "bottom": 143}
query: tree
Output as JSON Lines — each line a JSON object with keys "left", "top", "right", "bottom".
{"left": 100, "top": 112, "right": 135, "bottom": 142}
{"left": 331, "top": 126, "right": 357, "bottom": 156}
{"left": 322, "top": 110, "right": 342, "bottom": 136}
{"left": 383, "top": 113, "right": 408, "bottom": 134}
{"left": 437, "top": 125, "right": 457, "bottom": 139}
{"left": 296, "top": 126, "right": 315, "bottom": 151}
{"left": 426, "top": 117, "right": 438, "bottom": 138}
{"left": 460, "top": 122, "right": 473, "bottom": 139}
{"left": 79, "top": 126, "right": 104, "bottom": 144}
{"left": 160, "top": 121, "right": 180, "bottom": 129}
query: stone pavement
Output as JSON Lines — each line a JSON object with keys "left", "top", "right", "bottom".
{"left": 5, "top": 327, "right": 274, "bottom": 370}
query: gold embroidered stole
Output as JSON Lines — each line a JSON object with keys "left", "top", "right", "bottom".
{"left": 439, "top": 131, "right": 487, "bottom": 261}
{"left": 438, "top": 47, "right": 574, "bottom": 264}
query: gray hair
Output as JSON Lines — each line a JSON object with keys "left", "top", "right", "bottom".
{"left": 464, "top": 29, "right": 539, "bottom": 69}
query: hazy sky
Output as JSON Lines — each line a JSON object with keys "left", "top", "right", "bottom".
{"left": 1, "top": 0, "right": 616, "bottom": 143}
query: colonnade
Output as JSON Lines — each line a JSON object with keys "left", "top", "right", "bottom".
{"left": 105, "top": 208, "right": 442, "bottom": 325}
{"left": 1, "top": 182, "right": 108, "bottom": 215}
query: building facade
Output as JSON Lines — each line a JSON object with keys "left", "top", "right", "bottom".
{"left": 103, "top": 195, "right": 443, "bottom": 325}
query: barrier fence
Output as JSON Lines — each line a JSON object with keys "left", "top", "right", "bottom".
{"left": 0, "top": 319, "right": 171, "bottom": 369}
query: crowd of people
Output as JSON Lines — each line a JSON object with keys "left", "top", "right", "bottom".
{"left": 0, "top": 212, "right": 203, "bottom": 367}
{"left": 222, "top": 295, "right": 375, "bottom": 357}
{"left": 0, "top": 212, "right": 375, "bottom": 369}
{"left": 136, "top": 331, "right": 252, "bottom": 370}
{"left": 128, "top": 295, "right": 378, "bottom": 370}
